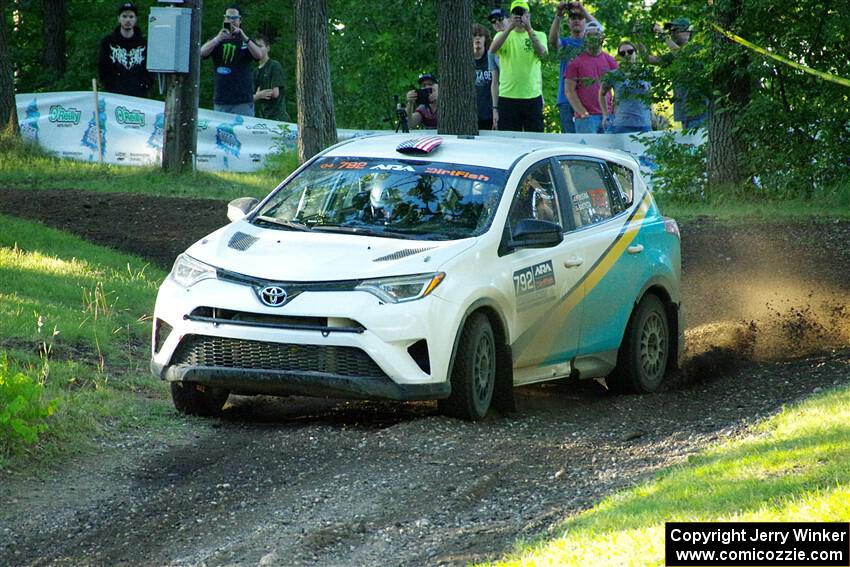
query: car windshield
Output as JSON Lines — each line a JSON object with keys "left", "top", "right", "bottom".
{"left": 252, "top": 157, "right": 508, "bottom": 241}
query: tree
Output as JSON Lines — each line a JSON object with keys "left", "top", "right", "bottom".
{"left": 436, "top": 0, "right": 477, "bottom": 136}
{"left": 296, "top": 0, "right": 337, "bottom": 162}
{"left": 42, "top": 0, "right": 66, "bottom": 78}
{"left": 0, "top": 0, "right": 19, "bottom": 136}
{"left": 706, "top": 0, "right": 750, "bottom": 186}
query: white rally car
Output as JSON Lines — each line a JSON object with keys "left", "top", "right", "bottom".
{"left": 151, "top": 134, "right": 683, "bottom": 420}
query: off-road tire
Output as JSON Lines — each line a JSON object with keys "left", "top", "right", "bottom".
{"left": 170, "top": 382, "right": 229, "bottom": 416}
{"left": 607, "top": 294, "right": 670, "bottom": 394}
{"left": 438, "top": 313, "right": 496, "bottom": 421}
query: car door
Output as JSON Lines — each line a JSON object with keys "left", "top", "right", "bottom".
{"left": 555, "top": 157, "right": 647, "bottom": 374}
{"left": 501, "top": 159, "right": 589, "bottom": 385}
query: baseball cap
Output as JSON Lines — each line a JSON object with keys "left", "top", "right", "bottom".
{"left": 509, "top": 1, "right": 530, "bottom": 14}
{"left": 667, "top": 17, "right": 691, "bottom": 31}
{"left": 117, "top": 2, "right": 137, "bottom": 15}
{"left": 487, "top": 8, "right": 506, "bottom": 22}
{"left": 417, "top": 72, "right": 438, "bottom": 85}
{"left": 584, "top": 21, "right": 604, "bottom": 34}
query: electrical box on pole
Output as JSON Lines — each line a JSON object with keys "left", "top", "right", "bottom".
{"left": 147, "top": 7, "right": 192, "bottom": 73}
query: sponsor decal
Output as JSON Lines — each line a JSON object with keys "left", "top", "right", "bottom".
{"left": 370, "top": 164, "right": 415, "bottom": 172}
{"left": 49, "top": 105, "right": 82, "bottom": 125}
{"left": 147, "top": 112, "right": 164, "bottom": 150}
{"left": 115, "top": 106, "right": 145, "bottom": 127}
{"left": 513, "top": 260, "right": 557, "bottom": 308}
{"left": 424, "top": 167, "right": 490, "bottom": 181}
{"left": 215, "top": 115, "right": 244, "bottom": 159}
{"left": 21, "top": 99, "right": 40, "bottom": 142}
{"left": 81, "top": 97, "right": 107, "bottom": 156}
{"left": 246, "top": 123, "right": 271, "bottom": 135}
{"left": 196, "top": 119, "right": 210, "bottom": 131}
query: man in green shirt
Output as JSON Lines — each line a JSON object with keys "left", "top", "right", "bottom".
{"left": 252, "top": 34, "right": 291, "bottom": 122}
{"left": 489, "top": 0, "right": 548, "bottom": 132}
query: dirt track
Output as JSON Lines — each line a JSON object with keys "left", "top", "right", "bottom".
{"left": 1, "top": 189, "right": 849, "bottom": 567}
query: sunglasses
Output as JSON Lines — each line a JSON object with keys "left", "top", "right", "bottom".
{"left": 618, "top": 48, "right": 635, "bottom": 56}
{"left": 224, "top": 14, "right": 241, "bottom": 20}
{"left": 488, "top": 16, "right": 500, "bottom": 23}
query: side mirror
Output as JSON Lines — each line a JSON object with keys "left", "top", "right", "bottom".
{"left": 227, "top": 197, "right": 259, "bottom": 222}
{"left": 508, "top": 218, "right": 563, "bottom": 249}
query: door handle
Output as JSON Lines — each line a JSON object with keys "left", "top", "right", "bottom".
{"left": 563, "top": 258, "right": 584, "bottom": 268}
{"left": 627, "top": 245, "right": 644, "bottom": 255}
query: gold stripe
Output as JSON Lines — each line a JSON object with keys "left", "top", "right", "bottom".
{"left": 514, "top": 192, "right": 653, "bottom": 364}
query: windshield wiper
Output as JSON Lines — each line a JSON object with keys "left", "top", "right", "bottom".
{"left": 310, "top": 224, "right": 419, "bottom": 239}
{"left": 253, "top": 216, "right": 312, "bottom": 232}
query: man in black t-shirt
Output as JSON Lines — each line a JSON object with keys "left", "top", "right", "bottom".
{"left": 200, "top": 4, "right": 263, "bottom": 116}
{"left": 472, "top": 23, "right": 493, "bottom": 131}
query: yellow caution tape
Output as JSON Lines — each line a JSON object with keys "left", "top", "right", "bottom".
{"left": 710, "top": 22, "right": 850, "bottom": 89}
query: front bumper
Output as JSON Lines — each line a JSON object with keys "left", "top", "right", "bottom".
{"left": 151, "top": 274, "right": 463, "bottom": 401}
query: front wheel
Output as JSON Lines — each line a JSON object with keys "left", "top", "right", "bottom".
{"left": 170, "top": 382, "right": 229, "bottom": 416}
{"left": 608, "top": 294, "right": 670, "bottom": 394}
{"left": 438, "top": 313, "right": 496, "bottom": 421}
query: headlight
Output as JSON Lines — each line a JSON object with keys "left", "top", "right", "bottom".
{"left": 355, "top": 272, "right": 445, "bottom": 304}
{"left": 169, "top": 254, "right": 217, "bottom": 288}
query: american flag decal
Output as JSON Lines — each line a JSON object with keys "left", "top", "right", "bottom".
{"left": 396, "top": 136, "right": 443, "bottom": 155}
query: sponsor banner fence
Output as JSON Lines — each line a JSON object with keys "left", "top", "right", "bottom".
{"left": 16, "top": 92, "right": 704, "bottom": 180}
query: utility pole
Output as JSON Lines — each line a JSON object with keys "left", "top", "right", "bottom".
{"left": 162, "top": 0, "right": 202, "bottom": 173}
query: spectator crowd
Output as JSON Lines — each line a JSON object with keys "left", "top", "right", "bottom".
{"left": 96, "top": 1, "right": 705, "bottom": 133}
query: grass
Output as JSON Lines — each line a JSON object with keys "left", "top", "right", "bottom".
{"left": 0, "top": 134, "right": 298, "bottom": 201}
{"left": 0, "top": 214, "right": 173, "bottom": 467}
{"left": 482, "top": 383, "right": 850, "bottom": 566}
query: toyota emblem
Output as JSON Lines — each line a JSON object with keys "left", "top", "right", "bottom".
{"left": 259, "top": 285, "right": 288, "bottom": 307}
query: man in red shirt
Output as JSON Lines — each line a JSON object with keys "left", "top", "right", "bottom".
{"left": 564, "top": 21, "right": 617, "bottom": 134}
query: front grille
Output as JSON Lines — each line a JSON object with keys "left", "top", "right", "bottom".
{"left": 171, "top": 335, "right": 386, "bottom": 377}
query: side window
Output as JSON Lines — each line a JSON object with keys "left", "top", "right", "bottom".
{"left": 559, "top": 160, "right": 615, "bottom": 228}
{"left": 608, "top": 161, "right": 635, "bottom": 208}
{"left": 507, "top": 161, "right": 562, "bottom": 231}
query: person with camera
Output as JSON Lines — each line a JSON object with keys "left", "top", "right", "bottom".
{"left": 639, "top": 18, "right": 709, "bottom": 129}
{"left": 405, "top": 73, "right": 439, "bottom": 130}
{"left": 489, "top": 0, "right": 548, "bottom": 132}
{"left": 97, "top": 2, "right": 152, "bottom": 98}
{"left": 200, "top": 4, "right": 264, "bottom": 116}
{"left": 564, "top": 21, "right": 618, "bottom": 134}
{"left": 548, "top": 1, "right": 600, "bottom": 133}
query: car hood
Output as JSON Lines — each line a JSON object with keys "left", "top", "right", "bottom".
{"left": 184, "top": 221, "right": 477, "bottom": 281}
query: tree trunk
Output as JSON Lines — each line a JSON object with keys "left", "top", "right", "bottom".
{"left": 42, "top": 0, "right": 66, "bottom": 78}
{"left": 162, "top": 0, "right": 202, "bottom": 173}
{"left": 707, "top": 0, "right": 750, "bottom": 186}
{"left": 0, "top": 0, "right": 19, "bottom": 136}
{"left": 436, "top": 0, "right": 477, "bottom": 136}
{"left": 296, "top": 0, "right": 337, "bottom": 163}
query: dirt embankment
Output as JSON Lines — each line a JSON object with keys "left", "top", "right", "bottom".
{"left": 1, "top": 189, "right": 849, "bottom": 566}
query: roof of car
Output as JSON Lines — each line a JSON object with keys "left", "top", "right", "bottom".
{"left": 324, "top": 133, "right": 637, "bottom": 171}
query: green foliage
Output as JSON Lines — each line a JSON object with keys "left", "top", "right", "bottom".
{"left": 644, "top": 131, "right": 706, "bottom": 201}
{"left": 0, "top": 354, "right": 58, "bottom": 454}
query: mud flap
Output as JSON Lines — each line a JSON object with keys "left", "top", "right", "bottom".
{"left": 492, "top": 344, "right": 516, "bottom": 414}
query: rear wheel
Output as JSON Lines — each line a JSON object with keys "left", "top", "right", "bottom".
{"left": 170, "top": 382, "right": 229, "bottom": 416}
{"left": 438, "top": 313, "right": 496, "bottom": 421}
{"left": 608, "top": 294, "right": 670, "bottom": 394}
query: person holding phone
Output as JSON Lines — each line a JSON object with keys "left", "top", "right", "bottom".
{"left": 200, "top": 4, "right": 263, "bottom": 116}
{"left": 489, "top": 0, "right": 548, "bottom": 132}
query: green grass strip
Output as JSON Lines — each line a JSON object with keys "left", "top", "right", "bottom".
{"left": 486, "top": 385, "right": 850, "bottom": 566}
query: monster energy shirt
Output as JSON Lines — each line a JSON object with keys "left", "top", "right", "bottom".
{"left": 208, "top": 39, "right": 258, "bottom": 105}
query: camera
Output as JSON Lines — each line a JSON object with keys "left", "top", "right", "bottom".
{"left": 415, "top": 87, "right": 432, "bottom": 107}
